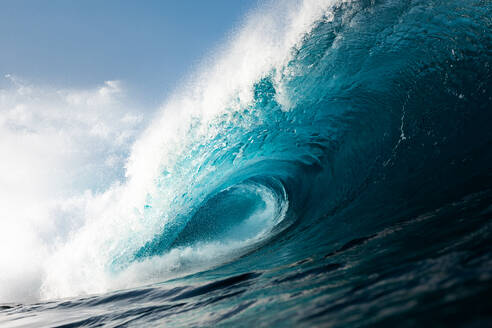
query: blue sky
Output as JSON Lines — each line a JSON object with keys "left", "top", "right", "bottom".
{"left": 0, "top": 0, "right": 258, "bottom": 106}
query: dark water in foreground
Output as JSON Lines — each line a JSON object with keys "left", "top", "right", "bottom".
{"left": 1, "top": 0, "right": 492, "bottom": 326}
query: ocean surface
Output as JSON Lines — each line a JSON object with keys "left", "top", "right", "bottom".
{"left": 1, "top": 0, "right": 491, "bottom": 326}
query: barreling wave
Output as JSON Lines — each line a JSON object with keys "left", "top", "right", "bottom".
{"left": 3, "top": 2, "right": 491, "bottom": 318}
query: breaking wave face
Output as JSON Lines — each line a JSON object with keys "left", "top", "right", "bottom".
{"left": 1, "top": 1, "right": 491, "bottom": 324}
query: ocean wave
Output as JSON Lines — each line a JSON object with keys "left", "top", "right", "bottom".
{"left": 1, "top": 2, "right": 491, "bottom": 326}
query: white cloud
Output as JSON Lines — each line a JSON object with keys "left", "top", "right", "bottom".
{"left": 0, "top": 76, "right": 146, "bottom": 192}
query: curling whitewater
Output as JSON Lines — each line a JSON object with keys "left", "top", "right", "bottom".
{"left": 1, "top": 0, "right": 492, "bottom": 326}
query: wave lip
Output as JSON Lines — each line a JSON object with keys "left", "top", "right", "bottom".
{"left": 135, "top": 177, "right": 289, "bottom": 261}
{"left": 172, "top": 179, "right": 289, "bottom": 248}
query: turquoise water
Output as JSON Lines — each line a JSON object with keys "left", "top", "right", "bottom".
{"left": 1, "top": 0, "right": 491, "bottom": 326}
